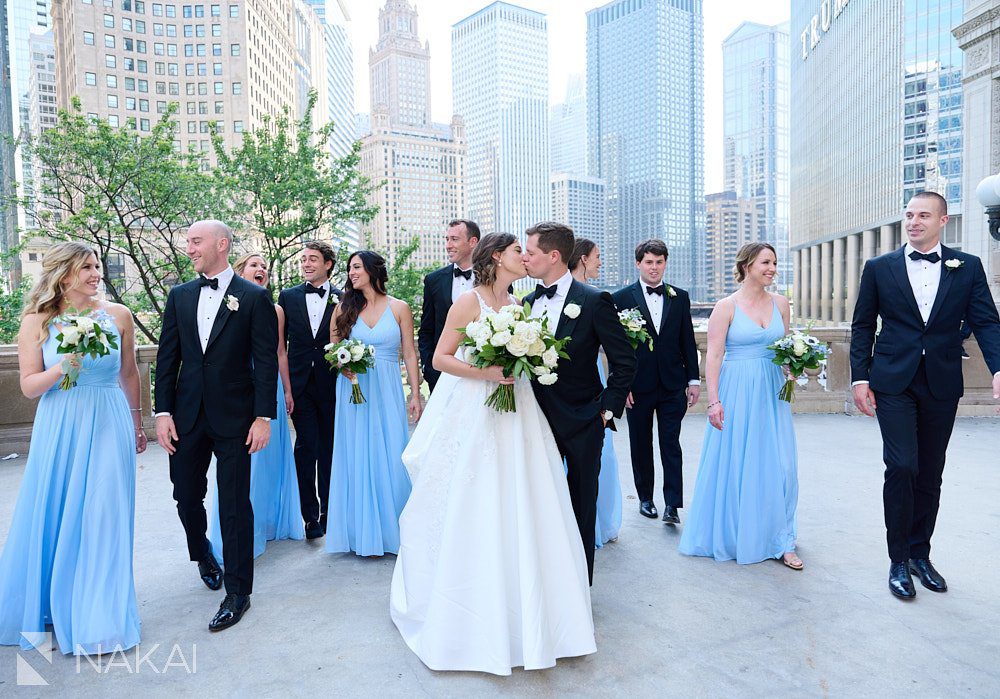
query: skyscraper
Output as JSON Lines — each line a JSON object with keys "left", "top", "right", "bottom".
{"left": 359, "top": 1, "right": 466, "bottom": 267}
{"left": 304, "top": 0, "right": 356, "bottom": 160}
{"left": 550, "top": 74, "right": 586, "bottom": 176}
{"left": 551, "top": 173, "right": 606, "bottom": 283}
{"left": 721, "top": 21, "right": 789, "bottom": 292}
{"left": 25, "top": 29, "right": 56, "bottom": 227}
{"left": 704, "top": 190, "right": 759, "bottom": 301}
{"left": 293, "top": 0, "right": 329, "bottom": 129}
{"left": 1, "top": 0, "right": 17, "bottom": 285}
{"left": 452, "top": 2, "right": 549, "bottom": 237}
{"left": 586, "top": 0, "right": 705, "bottom": 296}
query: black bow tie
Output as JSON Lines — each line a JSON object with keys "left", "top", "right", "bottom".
{"left": 198, "top": 276, "right": 219, "bottom": 290}
{"left": 305, "top": 284, "right": 326, "bottom": 297}
{"left": 646, "top": 285, "right": 664, "bottom": 296}
{"left": 535, "top": 283, "right": 557, "bottom": 300}
{"left": 453, "top": 267, "right": 472, "bottom": 280}
{"left": 908, "top": 250, "right": 941, "bottom": 264}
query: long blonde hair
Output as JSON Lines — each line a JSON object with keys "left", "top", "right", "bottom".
{"left": 22, "top": 241, "right": 100, "bottom": 343}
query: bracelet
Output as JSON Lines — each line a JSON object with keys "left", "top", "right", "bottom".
{"left": 707, "top": 401, "right": 721, "bottom": 409}
{"left": 130, "top": 408, "right": 141, "bottom": 412}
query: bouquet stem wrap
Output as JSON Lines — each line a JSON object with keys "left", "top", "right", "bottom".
{"left": 349, "top": 375, "right": 365, "bottom": 404}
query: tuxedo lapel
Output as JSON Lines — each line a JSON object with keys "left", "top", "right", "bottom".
{"left": 297, "top": 284, "right": 312, "bottom": 337}
{"left": 888, "top": 248, "right": 923, "bottom": 323}
{"left": 206, "top": 277, "right": 244, "bottom": 351}
{"left": 925, "top": 245, "right": 957, "bottom": 328}
{"left": 659, "top": 285, "right": 674, "bottom": 335}
{"left": 438, "top": 266, "right": 454, "bottom": 310}
{"left": 631, "top": 283, "right": 657, "bottom": 338}
{"left": 185, "top": 284, "right": 204, "bottom": 356}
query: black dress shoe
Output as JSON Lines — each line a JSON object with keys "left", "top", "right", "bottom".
{"left": 908, "top": 558, "right": 947, "bottom": 592}
{"left": 208, "top": 593, "right": 251, "bottom": 632}
{"left": 662, "top": 505, "right": 680, "bottom": 525}
{"left": 889, "top": 561, "right": 916, "bottom": 600}
{"left": 197, "top": 552, "right": 223, "bottom": 591}
{"left": 319, "top": 513, "right": 328, "bottom": 535}
{"left": 639, "top": 501, "right": 658, "bottom": 519}
{"left": 305, "top": 521, "right": 324, "bottom": 540}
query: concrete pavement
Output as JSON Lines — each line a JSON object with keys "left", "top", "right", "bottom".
{"left": 0, "top": 414, "right": 999, "bottom": 697}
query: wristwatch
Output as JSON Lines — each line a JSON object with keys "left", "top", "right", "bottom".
{"left": 601, "top": 410, "right": 614, "bottom": 421}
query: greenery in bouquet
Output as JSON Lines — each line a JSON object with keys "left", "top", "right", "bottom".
{"left": 54, "top": 312, "right": 119, "bottom": 390}
{"left": 767, "top": 331, "right": 829, "bottom": 403}
{"left": 618, "top": 308, "right": 653, "bottom": 351}
{"left": 324, "top": 338, "right": 376, "bottom": 404}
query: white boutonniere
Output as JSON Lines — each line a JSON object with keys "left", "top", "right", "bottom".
{"left": 225, "top": 294, "right": 239, "bottom": 311}
{"left": 563, "top": 303, "right": 581, "bottom": 319}
{"left": 944, "top": 259, "right": 963, "bottom": 271}
{"left": 666, "top": 285, "right": 677, "bottom": 298}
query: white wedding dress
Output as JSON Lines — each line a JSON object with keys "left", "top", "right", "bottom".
{"left": 390, "top": 291, "right": 596, "bottom": 675}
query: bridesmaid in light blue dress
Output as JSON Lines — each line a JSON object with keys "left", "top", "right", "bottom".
{"left": 679, "top": 243, "right": 802, "bottom": 569}
{"left": 208, "top": 253, "right": 304, "bottom": 558}
{"left": 569, "top": 239, "right": 623, "bottom": 547}
{"left": 326, "top": 251, "right": 422, "bottom": 556}
{"left": 0, "top": 243, "right": 144, "bottom": 655}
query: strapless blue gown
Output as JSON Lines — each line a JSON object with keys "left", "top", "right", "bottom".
{"left": 0, "top": 311, "right": 140, "bottom": 654}
{"left": 679, "top": 302, "right": 798, "bottom": 564}
{"left": 208, "top": 375, "right": 304, "bottom": 559}
{"left": 326, "top": 305, "right": 411, "bottom": 556}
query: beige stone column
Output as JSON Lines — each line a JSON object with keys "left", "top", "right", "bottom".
{"left": 793, "top": 249, "right": 803, "bottom": 320}
{"left": 832, "top": 236, "right": 845, "bottom": 323}
{"left": 820, "top": 241, "right": 832, "bottom": 321}
{"left": 846, "top": 233, "right": 860, "bottom": 321}
{"left": 880, "top": 223, "right": 895, "bottom": 254}
{"left": 799, "top": 247, "right": 811, "bottom": 321}
{"left": 862, "top": 228, "right": 876, "bottom": 262}
{"left": 810, "top": 245, "right": 821, "bottom": 322}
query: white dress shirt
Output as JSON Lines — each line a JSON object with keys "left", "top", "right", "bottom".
{"left": 197, "top": 266, "right": 235, "bottom": 352}
{"left": 304, "top": 280, "right": 332, "bottom": 337}
{"left": 530, "top": 270, "right": 574, "bottom": 330}
{"left": 450, "top": 264, "right": 474, "bottom": 303}
{"left": 905, "top": 242, "right": 942, "bottom": 325}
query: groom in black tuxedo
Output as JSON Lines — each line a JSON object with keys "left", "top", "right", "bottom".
{"left": 418, "top": 219, "right": 480, "bottom": 391}
{"left": 523, "top": 222, "right": 636, "bottom": 583}
{"left": 851, "top": 191, "right": 1000, "bottom": 600}
{"left": 612, "top": 239, "right": 700, "bottom": 525}
{"left": 277, "top": 241, "right": 341, "bottom": 539}
{"left": 155, "top": 220, "right": 278, "bottom": 631}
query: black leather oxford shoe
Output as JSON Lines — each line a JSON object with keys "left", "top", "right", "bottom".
{"left": 305, "top": 521, "right": 324, "bottom": 540}
{"left": 639, "top": 501, "right": 658, "bottom": 519}
{"left": 908, "top": 558, "right": 947, "bottom": 592}
{"left": 197, "top": 551, "right": 223, "bottom": 591}
{"left": 889, "top": 561, "right": 916, "bottom": 600}
{"left": 208, "top": 594, "right": 251, "bottom": 632}
{"left": 662, "top": 505, "right": 680, "bottom": 525}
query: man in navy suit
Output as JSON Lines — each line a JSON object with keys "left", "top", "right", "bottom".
{"left": 277, "top": 241, "right": 341, "bottom": 540}
{"left": 418, "top": 219, "right": 480, "bottom": 391}
{"left": 612, "top": 239, "right": 700, "bottom": 525}
{"left": 851, "top": 191, "right": 1000, "bottom": 600}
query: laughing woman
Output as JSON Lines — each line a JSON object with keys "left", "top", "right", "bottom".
{"left": 0, "top": 242, "right": 145, "bottom": 655}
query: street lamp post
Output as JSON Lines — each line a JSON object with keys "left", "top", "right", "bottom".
{"left": 976, "top": 172, "right": 1000, "bottom": 242}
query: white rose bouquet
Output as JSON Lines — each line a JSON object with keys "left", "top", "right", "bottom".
{"left": 767, "top": 331, "right": 829, "bottom": 402}
{"left": 458, "top": 302, "right": 569, "bottom": 412}
{"left": 54, "top": 312, "right": 119, "bottom": 390}
{"left": 618, "top": 308, "right": 653, "bottom": 351}
{"left": 324, "top": 338, "right": 376, "bottom": 404}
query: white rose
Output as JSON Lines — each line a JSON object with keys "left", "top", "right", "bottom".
{"left": 542, "top": 347, "right": 559, "bottom": 368}
{"left": 350, "top": 345, "right": 365, "bottom": 361}
{"left": 491, "top": 313, "right": 515, "bottom": 331}
{"left": 537, "top": 372, "right": 558, "bottom": 385}
{"left": 628, "top": 320, "right": 644, "bottom": 332}
{"left": 474, "top": 324, "right": 493, "bottom": 344}
{"left": 61, "top": 326, "right": 81, "bottom": 346}
{"left": 792, "top": 340, "right": 807, "bottom": 357}
{"left": 563, "top": 303, "right": 581, "bottom": 319}
{"left": 75, "top": 317, "right": 95, "bottom": 333}
{"left": 527, "top": 338, "right": 546, "bottom": 357}
{"left": 324, "top": 342, "right": 336, "bottom": 351}
{"left": 335, "top": 347, "right": 352, "bottom": 365}
{"left": 499, "top": 303, "right": 521, "bottom": 317}
{"left": 505, "top": 334, "right": 530, "bottom": 357}
{"left": 513, "top": 321, "right": 540, "bottom": 345}
{"left": 532, "top": 365, "right": 550, "bottom": 376}
{"left": 491, "top": 330, "right": 512, "bottom": 346}
{"left": 464, "top": 320, "right": 483, "bottom": 339}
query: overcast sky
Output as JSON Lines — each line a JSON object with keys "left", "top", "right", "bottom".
{"left": 343, "top": 0, "right": 790, "bottom": 194}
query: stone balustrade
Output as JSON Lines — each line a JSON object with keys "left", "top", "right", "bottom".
{"left": 0, "top": 332, "right": 997, "bottom": 453}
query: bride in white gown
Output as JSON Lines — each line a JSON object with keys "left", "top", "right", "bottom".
{"left": 390, "top": 233, "right": 596, "bottom": 675}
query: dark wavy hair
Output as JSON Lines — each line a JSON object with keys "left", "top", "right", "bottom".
{"left": 335, "top": 250, "right": 388, "bottom": 340}
{"left": 472, "top": 232, "right": 517, "bottom": 288}
{"left": 568, "top": 238, "right": 597, "bottom": 271}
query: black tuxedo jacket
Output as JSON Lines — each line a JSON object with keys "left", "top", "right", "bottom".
{"left": 277, "top": 282, "right": 342, "bottom": 401}
{"left": 526, "top": 280, "right": 636, "bottom": 442}
{"left": 155, "top": 274, "right": 278, "bottom": 438}
{"left": 612, "top": 282, "right": 699, "bottom": 394}
{"left": 850, "top": 245, "right": 1000, "bottom": 400}
{"left": 418, "top": 264, "right": 455, "bottom": 387}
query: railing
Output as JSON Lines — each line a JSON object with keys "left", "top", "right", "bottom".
{"left": 1, "top": 332, "right": 997, "bottom": 453}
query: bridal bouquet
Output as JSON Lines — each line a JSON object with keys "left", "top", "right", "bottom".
{"left": 618, "top": 308, "right": 653, "bottom": 351}
{"left": 767, "top": 331, "right": 829, "bottom": 403}
{"left": 459, "top": 303, "right": 569, "bottom": 412}
{"left": 54, "top": 312, "right": 119, "bottom": 390}
{"left": 324, "top": 338, "right": 376, "bottom": 404}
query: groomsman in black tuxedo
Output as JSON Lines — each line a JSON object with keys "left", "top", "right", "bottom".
{"left": 851, "top": 191, "right": 1000, "bottom": 600}
{"left": 277, "top": 241, "right": 342, "bottom": 540}
{"left": 612, "top": 239, "right": 700, "bottom": 525}
{"left": 418, "top": 219, "right": 480, "bottom": 391}
{"left": 155, "top": 220, "right": 278, "bottom": 631}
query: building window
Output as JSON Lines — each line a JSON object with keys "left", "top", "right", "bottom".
{"left": 107, "top": 74, "right": 118, "bottom": 88}
{"left": 229, "top": 4, "right": 238, "bottom": 18}
{"left": 230, "top": 43, "right": 239, "bottom": 56}
{"left": 213, "top": 81, "right": 223, "bottom": 94}
{"left": 85, "top": 72, "right": 97, "bottom": 86}
{"left": 108, "top": 115, "right": 120, "bottom": 127}
{"left": 84, "top": 31, "right": 95, "bottom": 45}
{"left": 108, "top": 95, "right": 119, "bottom": 108}
{"left": 211, "top": 4, "right": 220, "bottom": 16}
{"left": 106, "top": 55, "right": 117, "bottom": 68}
{"left": 104, "top": 14, "right": 115, "bottom": 28}
{"left": 231, "top": 81, "right": 241, "bottom": 95}
{"left": 233, "top": 120, "right": 243, "bottom": 132}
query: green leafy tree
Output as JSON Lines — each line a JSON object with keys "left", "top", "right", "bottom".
{"left": 12, "top": 99, "right": 216, "bottom": 342}
{"left": 211, "top": 90, "right": 379, "bottom": 288}
{"left": 0, "top": 276, "right": 31, "bottom": 344}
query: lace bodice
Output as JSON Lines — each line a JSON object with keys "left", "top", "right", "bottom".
{"left": 472, "top": 288, "right": 518, "bottom": 321}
